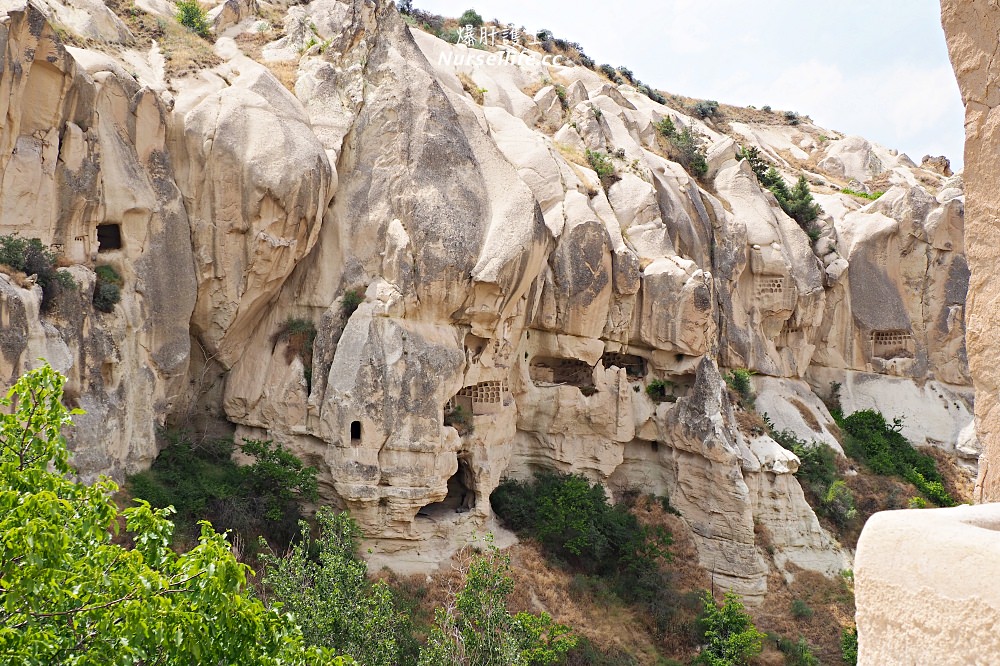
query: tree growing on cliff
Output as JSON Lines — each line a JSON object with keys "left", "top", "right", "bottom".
{"left": 0, "top": 364, "right": 341, "bottom": 665}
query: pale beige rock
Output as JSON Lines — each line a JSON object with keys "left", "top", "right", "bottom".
{"left": 856, "top": 504, "right": 1000, "bottom": 665}
{"left": 941, "top": 0, "right": 1000, "bottom": 501}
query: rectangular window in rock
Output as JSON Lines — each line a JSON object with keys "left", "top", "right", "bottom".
{"left": 872, "top": 330, "right": 915, "bottom": 359}
{"left": 97, "top": 224, "right": 123, "bottom": 252}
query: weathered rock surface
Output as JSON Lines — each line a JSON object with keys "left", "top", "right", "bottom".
{"left": 0, "top": 0, "right": 973, "bottom": 601}
{"left": 941, "top": 0, "right": 1000, "bottom": 502}
{"left": 856, "top": 504, "right": 1000, "bottom": 665}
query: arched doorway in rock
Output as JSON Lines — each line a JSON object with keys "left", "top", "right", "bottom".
{"left": 416, "top": 456, "right": 476, "bottom": 519}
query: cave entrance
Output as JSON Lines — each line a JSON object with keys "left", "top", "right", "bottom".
{"left": 601, "top": 352, "right": 647, "bottom": 379}
{"left": 97, "top": 224, "right": 123, "bottom": 252}
{"left": 417, "top": 458, "right": 476, "bottom": 519}
{"left": 350, "top": 421, "right": 361, "bottom": 441}
{"left": 529, "top": 356, "right": 595, "bottom": 389}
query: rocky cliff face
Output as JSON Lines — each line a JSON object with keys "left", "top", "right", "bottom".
{"left": 941, "top": 0, "right": 1000, "bottom": 502}
{"left": 0, "top": 0, "right": 973, "bottom": 599}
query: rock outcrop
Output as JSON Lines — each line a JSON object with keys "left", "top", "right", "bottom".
{"left": 941, "top": 0, "right": 1000, "bottom": 502}
{"left": 0, "top": 0, "right": 971, "bottom": 601}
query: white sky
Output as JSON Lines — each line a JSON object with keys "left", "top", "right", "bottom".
{"left": 412, "top": 0, "right": 966, "bottom": 170}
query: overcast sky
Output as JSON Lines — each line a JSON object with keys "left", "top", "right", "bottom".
{"left": 413, "top": 0, "right": 966, "bottom": 170}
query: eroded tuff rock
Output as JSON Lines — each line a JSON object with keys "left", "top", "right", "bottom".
{"left": 941, "top": 0, "right": 1000, "bottom": 502}
{"left": 0, "top": 0, "right": 969, "bottom": 599}
{"left": 0, "top": 1, "right": 195, "bottom": 480}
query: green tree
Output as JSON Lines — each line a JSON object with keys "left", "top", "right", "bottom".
{"left": 260, "top": 508, "right": 414, "bottom": 665}
{"left": 176, "top": 0, "right": 209, "bottom": 37}
{"left": 695, "top": 591, "right": 765, "bottom": 666}
{"left": 458, "top": 8, "right": 483, "bottom": 27}
{"left": 418, "top": 536, "right": 575, "bottom": 666}
{"left": 0, "top": 364, "right": 340, "bottom": 665}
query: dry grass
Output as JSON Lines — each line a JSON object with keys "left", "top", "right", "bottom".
{"left": 925, "top": 447, "right": 975, "bottom": 503}
{"left": 160, "top": 20, "right": 222, "bottom": 79}
{"left": 458, "top": 72, "right": 484, "bottom": 105}
{"left": 0, "top": 264, "right": 32, "bottom": 289}
{"left": 751, "top": 567, "right": 855, "bottom": 665}
{"left": 790, "top": 397, "right": 822, "bottom": 432}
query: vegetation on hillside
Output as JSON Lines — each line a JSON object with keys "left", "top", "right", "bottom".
{"left": 738, "top": 146, "right": 823, "bottom": 240}
{"left": 128, "top": 429, "right": 319, "bottom": 547}
{"left": 0, "top": 234, "right": 76, "bottom": 309}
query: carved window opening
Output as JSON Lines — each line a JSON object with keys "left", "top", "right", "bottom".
{"left": 754, "top": 276, "right": 786, "bottom": 298}
{"left": 529, "top": 357, "right": 594, "bottom": 388}
{"left": 602, "top": 352, "right": 646, "bottom": 379}
{"left": 97, "top": 224, "right": 123, "bottom": 252}
{"left": 872, "top": 330, "right": 914, "bottom": 359}
{"left": 447, "top": 380, "right": 507, "bottom": 417}
{"left": 417, "top": 457, "right": 476, "bottom": 518}
{"left": 350, "top": 421, "right": 361, "bottom": 441}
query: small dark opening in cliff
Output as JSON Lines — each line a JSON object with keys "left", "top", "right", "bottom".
{"left": 350, "top": 421, "right": 361, "bottom": 441}
{"left": 602, "top": 352, "right": 647, "bottom": 378}
{"left": 651, "top": 441, "right": 659, "bottom": 453}
{"left": 417, "top": 458, "right": 476, "bottom": 519}
{"left": 97, "top": 224, "right": 123, "bottom": 252}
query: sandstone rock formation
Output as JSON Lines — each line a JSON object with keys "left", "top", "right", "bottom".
{"left": 941, "top": 0, "right": 1000, "bottom": 502}
{"left": 856, "top": 504, "right": 1000, "bottom": 664}
{"left": 0, "top": 0, "right": 972, "bottom": 601}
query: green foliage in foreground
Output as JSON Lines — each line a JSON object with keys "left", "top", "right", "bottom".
{"left": 771, "top": 428, "right": 856, "bottom": 528}
{"left": 694, "top": 591, "right": 765, "bottom": 666}
{"left": 262, "top": 509, "right": 416, "bottom": 665}
{"left": 0, "top": 234, "right": 75, "bottom": 309}
{"left": 418, "top": 536, "right": 576, "bottom": 666}
{"left": 836, "top": 409, "right": 956, "bottom": 506}
{"left": 0, "top": 364, "right": 341, "bottom": 665}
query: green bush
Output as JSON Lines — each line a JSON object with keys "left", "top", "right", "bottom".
{"left": 586, "top": 149, "right": 619, "bottom": 189}
{"left": 342, "top": 288, "right": 364, "bottom": 318}
{"left": 0, "top": 365, "right": 340, "bottom": 665}
{"left": 599, "top": 64, "right": 623, "bottom": 84}
{"left": 92, "top": 264, "right": 122, "bottom": 313}
{"left": 776, "top": 636, "right": 820, "bottom": 666}
{"left": 790, "top": 599, "right": 813, "bottom": 620}
{"left": 908, "top": 496, "right": 928, "bottom": 509}
{"left": 645, "top": 379, "right": 676, "bottom": 403}
{"left": 458, "top": 8, "right": 483, "bottom": 26}
{"left": 176, "top": 0, "right": 209, "bottom": 37}
{"left": 771, "top": 430, "right": 838, "bottom": 492}
{"left": 665, "top": 126, "right": 708, "bottom": 178}
{"left": 694, "top": 591, "right": 765, "bottom": 666}
{"left": 491, "top": 472, "right": 674, "bottom": 628}
{"left": 784, "top": 111, "right": 800, "bottom": 125}
{"left": 840, "top": 187, "right": 884, "bottom": 201}
{"left": 836, "top": 409, "right": 955, "bottom": 506}
{"left": 0, "top": 235, "right": 75, "bottom": 310}
{"left": 821, "top": 480, "right": 858, "bottom": 528}
{"left": 128, "top": 430, "right": 318, "bottom": 547}
{"left": 724, "top": 368, "right": 754, "bottom": 405}
{"left": 841, "top": 627, "right": 858, "bottom": 665}
{"left": 655, "top": 117, "right": 677, "bottom": 138}
{"left": 737, "top": 148, "right": 823, "bottom": 232}
{"left": 692, "top": 100, "right": 719, "bottom": 119}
